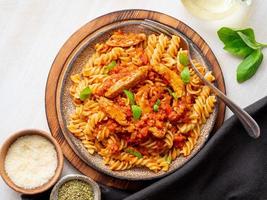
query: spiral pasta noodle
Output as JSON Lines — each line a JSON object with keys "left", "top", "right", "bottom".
{"left": 93, "top": 47, "right": 124, "bottom": 66}
{"left": 150, "top": 34, "right": 169, "bottom": 66}
{"left": 182, "top": 125, "right": 200, "bottom": 156}
{"left": 161, "top": 36, "right": 179, "bottom": 67}
{"left": 145, "top": 34, "right": 157, "bottom": 60}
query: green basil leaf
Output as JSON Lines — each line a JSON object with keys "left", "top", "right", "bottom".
{"left": 238, "top": 28, "right": 256, "bottom": 41}
{"left": 236, "top": 28, "right": 267, "bottom": 48}
{"left": 124, "top": 90, "right": 135, "bottom": 105}
{"left": 218, "top": 27, "right": 255, "bottom": 42}
{"left": 237, "top": 49, "right": 263, "bottom": 83}
{"left": 223, "top": 39, "right": 253, "bottom": 58}
{"left": 79, "top": 87, "right": 92, "bottom": 101}
{"left": 218, "top": 27, "right": 266, "bottom": 83}
{"left": 237, "top": 32, "right": 262, "bottom": 50}
{"left": 106, "top": 60, "right": 117, "bottom": 70}
{"left": 153, "top": 99, "right": 161, "bottom": 112}
{"left": 153, "top": 104, "right": 159, "bottom": 112}
{"left": 218, "top": 27, "right": 254, "bottom": 58}
{"left": 125, "top": 148, "right": 143, "bottom": 158}
{"left": 217, "top": 27, "right": 240, "bottom": 44}
{"left": 131, "top": 105, "right": 142, "bottom": 120}
{"left": 178, "top": 52, "right": 189, "bottom": 66}
{"left": 181, "top": 67, "right": 190, "bottom": 84}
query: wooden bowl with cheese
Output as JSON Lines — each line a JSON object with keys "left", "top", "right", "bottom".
{"left": 0, "top": 129, "right": 64, "bottom": 195}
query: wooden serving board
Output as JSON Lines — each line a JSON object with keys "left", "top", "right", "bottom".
{"left": 45, "top": 9, "right": 226, "bottom": 190}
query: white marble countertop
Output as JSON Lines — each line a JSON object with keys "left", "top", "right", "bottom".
{"left": 0, "top": 0, "right": 266, "bottom": 199}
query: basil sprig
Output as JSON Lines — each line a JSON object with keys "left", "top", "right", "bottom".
{"left": 217, "top": 27, "right": 267, "bottom": 83}
{"left": 218, "top": 27, "right": 254, "bottom": 57}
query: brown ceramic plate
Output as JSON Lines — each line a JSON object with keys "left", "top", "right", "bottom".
{"left": 55, "top": 12, "right": 220, "bottom": 180}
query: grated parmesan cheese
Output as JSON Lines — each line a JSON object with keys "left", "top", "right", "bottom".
{"left": 4, "top": 135, "right": 58, "bottom": 189}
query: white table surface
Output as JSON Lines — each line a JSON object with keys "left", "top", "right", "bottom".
{"left": 0, "top": 0, "right": 266, "bottom": 199}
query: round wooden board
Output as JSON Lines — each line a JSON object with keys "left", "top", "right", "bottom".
{"left": 45, "top": 9, "right": 226, "bottom": 191}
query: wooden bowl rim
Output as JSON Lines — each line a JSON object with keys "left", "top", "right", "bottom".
{"left": 0, "top": 129, "right": 64, "bottom": 195}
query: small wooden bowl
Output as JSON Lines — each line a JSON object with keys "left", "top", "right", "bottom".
{"left": 0, "top": 129, "right": 64, "bottom": 195}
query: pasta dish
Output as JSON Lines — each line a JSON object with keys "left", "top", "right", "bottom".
{"left": 67, "top": 31, "right": 216, "bottom": 172}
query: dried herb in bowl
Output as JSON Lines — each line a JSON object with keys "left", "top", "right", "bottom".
{"left": 58, "top": 180, "right": 94, "bottom": 200}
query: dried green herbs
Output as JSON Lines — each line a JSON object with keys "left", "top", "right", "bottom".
{"left": 58, "top": 180, "right": 94, "bottom": 200}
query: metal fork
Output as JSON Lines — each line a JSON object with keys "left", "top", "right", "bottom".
{"left": 141, "top": 19, "right": 260, "bottom": 139}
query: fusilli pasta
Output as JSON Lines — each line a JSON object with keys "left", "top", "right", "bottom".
{"left": 67, "top": 31, "right": 217, "bottom": 173}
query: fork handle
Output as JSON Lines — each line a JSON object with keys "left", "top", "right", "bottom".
{"left": 190, "top": 59, "right": 260, "bottom": 138}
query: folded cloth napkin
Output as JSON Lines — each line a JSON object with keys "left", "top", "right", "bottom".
{"left": 22, "top": 96, "right": 267, "bottom": 200}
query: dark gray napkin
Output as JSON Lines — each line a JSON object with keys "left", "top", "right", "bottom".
{"left": 22, "top": 96, "right": 267, "bottom": 200}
